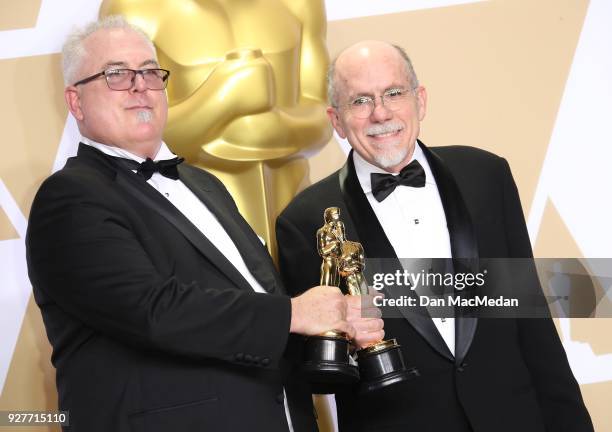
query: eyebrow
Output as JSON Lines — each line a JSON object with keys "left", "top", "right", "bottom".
{"left": 102, "top": 59, "right": 160, "bottom": 69}
{"left": 349, "top": 86, "right": 406, "bottom": 100}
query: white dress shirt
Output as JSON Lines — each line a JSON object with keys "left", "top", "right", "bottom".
{"left": 353, "top": 144, "right": 456, "bottom": 355}
{"left": 81, "top": 137, "right": 295, "bottom": 431}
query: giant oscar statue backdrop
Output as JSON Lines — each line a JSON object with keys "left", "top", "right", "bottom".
{"left": 100, "top": 0, "right": 332, "bottom": 256}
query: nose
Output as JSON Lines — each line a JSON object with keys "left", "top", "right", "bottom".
{"left": 130, "top": 72, "right": 148, "bottom": 93}
{"left": 370, "top": 97, "right": 393, "bottom": 122}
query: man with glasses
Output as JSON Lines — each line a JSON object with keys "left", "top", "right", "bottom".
{"left": 276, "top": 40, "right": 592, "bottom": 431}
{"left": 25, "top": 15, "right": 371, "bottom": 432}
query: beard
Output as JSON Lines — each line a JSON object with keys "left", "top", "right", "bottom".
{"left": 371, "top": 139, "right": 411, "bottom": 170}
{"left": 136, "top": 110, "right": 153, "bottom": 123}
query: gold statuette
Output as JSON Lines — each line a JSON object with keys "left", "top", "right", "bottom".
{"left": 302, "top": 208, "right": 359, "bottom": 384}
{"left": 307, "top": 207, "right": 419, "bottom": 392}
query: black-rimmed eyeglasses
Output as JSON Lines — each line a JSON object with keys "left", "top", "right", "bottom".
{"left": 73, "top": 68, "right": 170, "bottom": 91}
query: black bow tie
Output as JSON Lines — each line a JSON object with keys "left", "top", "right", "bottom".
{"left": 370, "top": 159, "right": 426, "bottom": 202}
{"left": 114, "top": 156, "right": 184, "bottom": 180}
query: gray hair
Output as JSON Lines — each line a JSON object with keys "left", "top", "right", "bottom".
{"left": 62, "top": 15, "right": 155, "bottom": 85}
{"left": 327, "top": 43, "right": 419, "bottom": 107}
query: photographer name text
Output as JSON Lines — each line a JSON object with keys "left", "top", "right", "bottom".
{"left": 374, "top": 295, "right": 519, "bottom": 308}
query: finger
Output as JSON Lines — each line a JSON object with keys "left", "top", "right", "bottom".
{"left": 339, "top": 299, "right": 348, "bottom": 320}
{"left": 368, "top": 318, "right": 384, "bottom": 332}
{"left": 353, "top": 318, "right": 384, "bottom": 333}
{"left": 332, "top": 295, "right": 348, "bottom": 320}
{"left": 346, "top": 305, "right": 364, "bottom": 321}
{"left": 323, "top": 285, "right": 343, "bottom": 294}
{"left": 354, "top": 330, "right": 385, "bottom": 349}
{"left": 357, "top": 329, "right": 385, "bottom": 344}
{"left": 345, "top": 295, "right": 362, "bottom": 308}
{"left": 347, "top": 305, "right": 382, "bottom": 320}
{"left": 346, "top": 295, "right": 380, "bottom": 312}
{"left": 336, "top": 321, "right": 356, "bottom": 340}
{"left": 354, "top": 295, "right": 384, "bottom": 311}
{"left": 363, "top": 330, "right": 385, "bottom": 344}
{"left": 361, "top": 306, "right": 382, "bottom": 319}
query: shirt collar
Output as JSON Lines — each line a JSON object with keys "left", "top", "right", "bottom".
{"left": 80, "top": 136, "right": 176, "bottom": 163}
{"left": 352, "top": 141, "right": 436, "bottom": 194}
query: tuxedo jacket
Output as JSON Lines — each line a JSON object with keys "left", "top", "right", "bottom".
{"left": 276, "top": 142, "right": 593, "bottom": 432}
{"left": 26, "top": 143, "right": 317, "bottom": 432}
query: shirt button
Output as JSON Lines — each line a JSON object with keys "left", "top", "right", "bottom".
{"left": 261, "top": 358, "right": 270, "bottom": 367}
{"left": 164, "top": 192, "right": 170, "bottom": 197}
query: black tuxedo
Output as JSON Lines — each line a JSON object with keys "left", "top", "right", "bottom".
{"left": 26, "top": 143, "right": 317, "bottom": 432}
{"left": 276, "top": 142, "right": 592, "bottom": 431}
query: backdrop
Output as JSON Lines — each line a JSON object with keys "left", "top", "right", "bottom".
{"left": 1, "top": 1, "right": 611, "bottom": 431}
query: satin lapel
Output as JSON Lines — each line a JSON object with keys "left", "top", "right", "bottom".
{"left": 454, "top": 316, "right": 477, "bottom": 365}
{"left": 420, "top": 141, "right": 479, "bottom": 365}
{"left": 102, "top": 161, "right": 253, "bottom": 292}
{"left": 421, "top": 142, "right": 479, "bottom": 261}
{"left": 178, "top": 165, "right": 282, "bottom": 294}
{"left": 339, "top": 152, "right": 454, "bottom": 362}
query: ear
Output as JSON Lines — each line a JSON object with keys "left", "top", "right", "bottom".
{"left": 326, "top": 106, "right": 347, "bottom": 139}
{"left": 416, "top": 86, "right": 427, "bottom": 121}
{"left": 64, "top": 86, "right": 84, "bottom": 121}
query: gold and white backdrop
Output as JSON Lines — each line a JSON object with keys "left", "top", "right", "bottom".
{"left": 1, "top": 0, "right": 611, "bottom": 430}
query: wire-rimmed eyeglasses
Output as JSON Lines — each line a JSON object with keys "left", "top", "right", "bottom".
{"left": 339, "top": 86, "right": 418, "bottom": 119}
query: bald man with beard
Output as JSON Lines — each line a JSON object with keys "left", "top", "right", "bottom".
{"left": 276, "top": 40, "right": 593, "bottom": 432}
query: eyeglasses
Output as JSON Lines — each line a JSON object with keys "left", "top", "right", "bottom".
{"left": 73, "top": 68, "right": 170, "bottom": 91}
{"left": 340, "top": 87, "right": 417, "bottom": 119}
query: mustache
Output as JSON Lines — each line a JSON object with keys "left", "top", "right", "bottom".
{"left": 365, "top": 122, "right": 403, "bottom": 136}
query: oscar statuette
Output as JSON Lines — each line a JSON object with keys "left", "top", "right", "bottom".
{"left": 303, "top": 207, "right": 419, "bottom": 392}
{"left": 301, "top": 208, "right": 360, "bottom": 384}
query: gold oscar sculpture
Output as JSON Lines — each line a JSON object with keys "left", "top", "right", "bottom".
{"left": 306, "top": 207, "right": 419, "bottom": 392}
{"left": 303, "top": 207, "right": 360, "bottom": 383}
{"left": 318, "top": 207, "right": 345, "bottom": 288}
{"left": 100, "top": 0, "right": 332, "bottom": 256}
{"left": 318, "top": 207, "right": 367, "bottom": 296}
